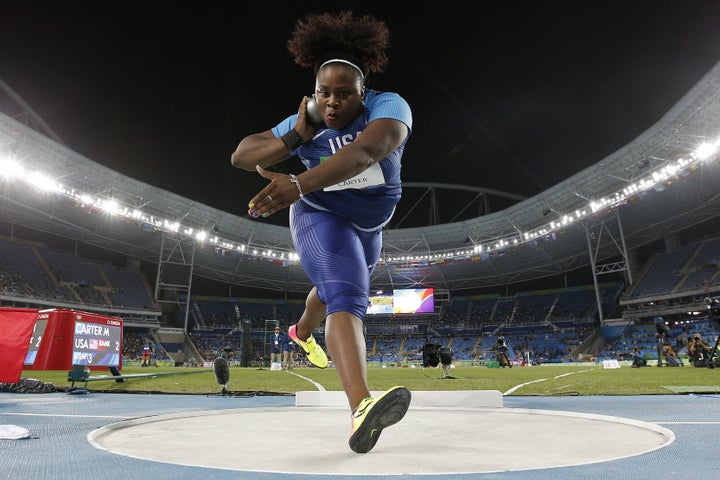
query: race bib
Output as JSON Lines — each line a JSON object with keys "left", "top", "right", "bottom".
{"left": 324, "top": 162, "right": 385, "bottom": 191}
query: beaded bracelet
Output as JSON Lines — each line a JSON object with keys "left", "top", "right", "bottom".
{"left": 289, "top": 174, "right": 304, "bottom": 198}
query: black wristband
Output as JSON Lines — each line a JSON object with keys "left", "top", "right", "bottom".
{"left": 280, "top": 129, "right": 303, "bottom": 150}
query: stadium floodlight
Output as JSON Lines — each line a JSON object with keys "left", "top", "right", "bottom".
{"left": 695, "top": 141, "right": 718, "bottom": 161}
{"left": 99, "top": 198, "right": 120, "bottom": 215}
{"left": 27, "top": 171, "right": 58, "bottom": 192}
{"left": 164, "top": 220, "right": 180, "bottom": 232}
{"left": 2, "top": 127, "right": 719, "bottom": 269}
{"left": 0, "top": 156, "right": 23, "bottom": 179}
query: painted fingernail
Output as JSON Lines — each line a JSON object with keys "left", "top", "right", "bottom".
{"left": 261, "top": 212, "right": 269, "bottom": 218}
{"left": 249, "top": 202, "right": 255, "bottom": 209}
{"left": 248, "top": 209, "right": 260, "bottom": 218}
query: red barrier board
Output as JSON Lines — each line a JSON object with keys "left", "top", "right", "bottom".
{"left": 0, "top": 307, "right": 39, "bottom": 382}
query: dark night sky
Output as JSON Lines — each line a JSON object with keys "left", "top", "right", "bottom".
{"left": 2, "top": 1, "right": 720, "bottom": 228}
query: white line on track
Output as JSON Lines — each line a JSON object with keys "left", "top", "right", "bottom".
{"left": 503, "top": 368, "right": 598, "bottom": 395}
{"left": 1, "top": 412, "right": 128, "bottom": 419}
{"left": 287, "top": 371, "right": 326, "bottom": 391}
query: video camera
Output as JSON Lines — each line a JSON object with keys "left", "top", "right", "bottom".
{"left": 438, "top": 346, "right": 453, "bottom": 366}
{"left": 496, "top": 336, "right": 508, "bottom": 352}
{"left": 704, "top": 296, "right": 720, "bottom": 310}
{"left": 422, "top": 343, "right": 441, "bottom": 368}
{"left": 422, "top": 343, "right": 453, "bottom": 368}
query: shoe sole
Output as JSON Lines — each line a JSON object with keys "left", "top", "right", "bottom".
{"left": 349, "top": 387, "right": 411, "bottom": 453}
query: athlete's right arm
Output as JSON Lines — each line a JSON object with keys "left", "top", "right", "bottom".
{"left": 230, "top": 129, "right": 292, "bottom": 172}
{"left": 231, "top": 97, "right": 316, "bottom": 172}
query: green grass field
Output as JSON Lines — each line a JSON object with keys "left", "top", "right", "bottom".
{"left": 20, "top": 362, "right": 720, "bottom": 396}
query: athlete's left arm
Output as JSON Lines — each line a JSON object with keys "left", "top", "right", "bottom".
{"left": 249, "top": 118, "right": 408, "bottom": 216}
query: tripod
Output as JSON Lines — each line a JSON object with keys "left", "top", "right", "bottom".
{"left": 655, "top": 318, "right": 674, "bottom": 367}
{"left": 496, "top": 348, "right": 512, "bottom": 368}
{"left": 441, "top": 362, "right": 456, "bottom": 379}
{"left": 439, "top": 347, "right": 456, "bottom": 378}
{"left": 656, "top": 334, "right": 669, "bottom": 367}
{"left": 706, "top": 308, "right": 720, "bottom": 369}
{"left": 707, "top": 333, "right": 720, "bottom": 369}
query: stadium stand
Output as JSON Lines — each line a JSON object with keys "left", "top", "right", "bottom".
{"left": 626, "top": 238, "right": 720, "bottom": 299}
{"left": 2, "top": 229, "right": 719, "bottom": 369}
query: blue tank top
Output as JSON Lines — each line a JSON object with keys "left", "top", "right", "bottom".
{"left": 271, "top": 89, "right": 412, "bottom": 231}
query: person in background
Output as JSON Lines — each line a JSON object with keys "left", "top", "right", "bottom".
{"left": 688, "top": 334, "right": 712, "bottom": 367}
{"left": 141, "top": 340, "right": 152, "bottom": 367}
{"left": 631, "top": 347, "right": 647, "bottom": 367}
{"left": 283, "top": 332, "right": 295, "bottom": 370}
{"left": 662, "top": 344, "right": 681, "bottom": 366}
{"left": 231, "top": 11, "right": 411, "bottom": 453}
{"left": 269, "top": 327, "right": 284, "bottom": 367}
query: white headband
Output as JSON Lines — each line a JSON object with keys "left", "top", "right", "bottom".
{"left": 318, "top": 58, "right": 364, "bottom": 79}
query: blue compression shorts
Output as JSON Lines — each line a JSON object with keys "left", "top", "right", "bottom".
{"left": 289, "top": 200, "right": 382, "bottom": 321}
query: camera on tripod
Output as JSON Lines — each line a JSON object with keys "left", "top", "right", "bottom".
{"left": 438, "top": 346, "right": 453, "bottom": 367}
{"left": 422, "top": 343, "right": 440, "bottom": 368}
{"left": 655, "top": 317, "right": 670, "bottom": 337}
{"left": 699, "top": 297, "right": 720, "bottom": 368}
{"left": 495, "top": 336, "right": 512, "bottom": 367}
{"left": 421, "top": 341, "right": 455, "bottom": 379}
{"left": 704, "top": 296, "right": 720, "bottom": 310}
{"left": 422, "top": 342, "right": 452, "bottom": 368}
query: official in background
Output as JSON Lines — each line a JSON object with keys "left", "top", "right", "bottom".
{"left": 141, "top": 340, "right": 152, "bottom": 367}
{"left": 269, "top": 327, "right": 284, "bottom": 367}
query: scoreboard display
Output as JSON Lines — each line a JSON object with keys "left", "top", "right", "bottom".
{"left": 24, "top": 316, "right": 48, "bottom": 366}
{"left": 72, "top": 318, "right": 122, "bottom": 366}
{"left": 367, "top": 292, "right": 394, "bottom": 315}
{"left": 23, "top": 309, "right": 123, "bottom": 371}
{"left": 392, "top": 288, "right": 435, "bottom": 314}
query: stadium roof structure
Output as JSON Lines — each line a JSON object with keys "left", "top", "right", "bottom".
{"left": 1, "top": 60, "right": 719, "bottom": 296}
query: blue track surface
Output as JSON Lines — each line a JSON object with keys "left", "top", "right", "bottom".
{"left": 1, "top": 392, "right": 718, "bottom": 479}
